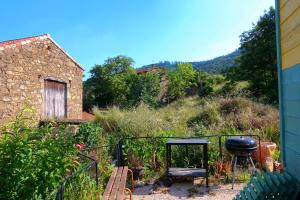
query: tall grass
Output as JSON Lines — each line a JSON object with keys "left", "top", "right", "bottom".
{"left": 93, "top": 96, "right": 279, "bottom": 144}
{"left": 94, "top": 97, "right": 201, "bottom": 137}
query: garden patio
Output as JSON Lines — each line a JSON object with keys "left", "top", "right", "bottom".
{"left": 2, "top": 0, "right": 300, "bottom": 199}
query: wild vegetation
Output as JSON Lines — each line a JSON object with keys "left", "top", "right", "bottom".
{"left": 0, "top": 108, "right": 111, "bottom": 199}
{"left": 93, "top": 96, "right": 279, "bottom": 177}
{"left": 93, "top": 97, "right": 278, "bottom": 139}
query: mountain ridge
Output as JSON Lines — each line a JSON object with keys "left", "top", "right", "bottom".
{"left": 139, "top": 49, "right": 240, "bottom": 74}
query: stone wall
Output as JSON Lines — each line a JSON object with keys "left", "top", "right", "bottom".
{"left": 0, "top": 37, "right": 83, "bottom": 125}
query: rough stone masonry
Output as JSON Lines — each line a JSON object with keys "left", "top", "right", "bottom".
{"left": 0, "top": 34, "right": 83, "bottom": 125}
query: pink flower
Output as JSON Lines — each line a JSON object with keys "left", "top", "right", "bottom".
{"left": 76, "top": 143, "right": 85, "bottom": 150}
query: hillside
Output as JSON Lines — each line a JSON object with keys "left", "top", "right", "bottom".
{"left": 139, "top": 49, "right": 240, "bottom": 74}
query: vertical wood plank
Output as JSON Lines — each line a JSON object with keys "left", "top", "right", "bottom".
{"left": 44, "top": 80, "right": 66, "bottom": 118}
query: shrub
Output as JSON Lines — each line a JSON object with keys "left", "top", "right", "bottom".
{"left": 189, "top": 103, "right": 221, "bottom": 127}
{"left": 74, "top": 122, "right": 103, "bottom": 148}
{"left": 122, "top": 132, "right": 172, "bottom": 178}
{"left": 233, "top": 112, "right": 252, "bottom": 131}
{"left": 219, "top": 97, "right": 251, "bottom": 115}
{"left": 64, "top": 173, "right": 99, "bottom": 200}
{"left": 167, "top": 63, "right": 197, "bottom": 100}
{"left": 0, "top": 108, "right": 78, "bottom": 199}
{"left": 260, "top": 123, "right": 280, "bottom": 145}
{"left": 219, "top": 123, "right": 241, "bottom": 135}
{"left": 197, "top": 71, "right": 215, "bottom": 97}
{"left": 130, "top": 72, "right": 161, "bottom": 107}
{"left": 220, "top": 81, "right": 251, "bottom": 97}
{"left": 192, "top": 123, "right": 209, "bottom": 137}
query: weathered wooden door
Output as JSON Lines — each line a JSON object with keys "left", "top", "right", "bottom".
{"left": 44, "top": 80, "right": 67, "bottom": 118}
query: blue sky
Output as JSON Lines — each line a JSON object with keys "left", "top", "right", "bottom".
{"left": 0, "top": 0, "right": 274, "bottom": 75}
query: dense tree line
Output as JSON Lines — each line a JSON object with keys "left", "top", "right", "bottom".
{"left": 141, "top": 50, "right": 240, "bottom": 74}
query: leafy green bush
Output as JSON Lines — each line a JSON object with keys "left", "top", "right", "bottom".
{"left": 197, "top": 71, "right": 215, "bottom": 97}
{"left": 130, "top": 72, "right": 161, "bottom": 107}
{"left": 74, "top": 122, "right": 103, "bottom": 148}
{"left": 0, "top": 108, "right": 78, "bottom": 199}
{"left": 208, "top": 148, "right": 220, "bottom": 175}
{"left": 64, "top": 172, "right": 100, "bottom": 200}
{"left": 219, "top": 123, "right": 241, "bottom": 135}
{"left": 122, "top": 132, "right": 172, "bottom": 178}
{"left": 167, "top": 63, "right": 197, "bottom": 100}
{"left": 260, "top": 123, "right": 280, "bottom": 145}
{"left": 189, "top": 103, "right": 221, "bottom": 127}
{"left": 219, "top": 81, "right": 250, "bottom": 97}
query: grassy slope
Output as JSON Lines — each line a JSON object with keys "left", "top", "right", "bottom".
{"left": 94, "top": 96, "right": 279, "bottom": 144}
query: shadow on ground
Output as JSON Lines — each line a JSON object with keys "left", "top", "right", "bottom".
{"left": 132, "top": 178, "right": 244, "bottom": 200}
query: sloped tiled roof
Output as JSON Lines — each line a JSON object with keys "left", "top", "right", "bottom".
{"left": 0, "top": 34, "right": 84, "bottom": 71}
{"left": 82, "top": 111, "right": 95, "bottom": 121}
{"left": 136, "top": 66, "right": 160, "bottom": 74}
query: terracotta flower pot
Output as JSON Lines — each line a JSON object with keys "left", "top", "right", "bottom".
{"left": 254, "top": 141, "right": 276, "bottom": 168}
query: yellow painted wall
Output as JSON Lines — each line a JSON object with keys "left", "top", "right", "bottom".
{"left": 280, "top": 0, "right": 300, "bottom": 69}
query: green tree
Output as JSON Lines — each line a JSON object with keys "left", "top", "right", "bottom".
{"left": 84, "top": 55, "right": 161, "bottom": 109}
{"left": 197, "top": 71, "right": 215, "bottom": 97}
{"left": 83, "top": 55, "right": 135, "bottom": 110}
{"left": 167, "top": 63, "right": 197, "bottom": 100}
{"left": 130, "top": 72, "right": 161, "bottom": 106}
{"left": 227, "top": 7, "right": 277, "bottom": 103}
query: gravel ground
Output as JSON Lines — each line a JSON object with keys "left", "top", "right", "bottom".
{"left": 132, "top": 181, "right": 245, "bottom": 200}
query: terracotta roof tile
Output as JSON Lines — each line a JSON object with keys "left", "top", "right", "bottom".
{"left": 82, "top": 112, "right": 95, "bottom": 121}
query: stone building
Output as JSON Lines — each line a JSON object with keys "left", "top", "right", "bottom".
{"left": 0, "top": 34, "right": 84, "bottom": 125}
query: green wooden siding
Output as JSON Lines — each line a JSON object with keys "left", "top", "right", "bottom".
{"left": 285, "top": 147, "right": 300, "bottom": 180}
{"left": 281, "top": 64, "right": 300, "bottom": 182}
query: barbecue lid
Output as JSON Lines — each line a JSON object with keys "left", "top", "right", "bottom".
{"left": 225, "top": 136, "right": 257, "bottom": 149}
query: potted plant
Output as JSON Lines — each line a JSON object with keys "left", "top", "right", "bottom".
{"left": 127, "top": 152, "right": 144, "bottom": 180}
{"left": 216, "top": 160, "right": 231, "bottom": 176}
{"left": 254, "top": 141, "right": 277, "bottom": 169}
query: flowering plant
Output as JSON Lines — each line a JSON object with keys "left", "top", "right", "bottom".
{"left": 75, "top": 143, "right": 85, "bottom": 150}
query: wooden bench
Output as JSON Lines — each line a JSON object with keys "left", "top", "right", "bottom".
{"left": 102, "top": 166, "right": 134, "bottom": 200}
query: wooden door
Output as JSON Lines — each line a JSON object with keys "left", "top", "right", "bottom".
{"left": 44, "top": 80, "right": 67, "bottom": 118}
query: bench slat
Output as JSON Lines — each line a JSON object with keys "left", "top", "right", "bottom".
{"left": 102, "top": 168, "right": 118, "bottom": 200}
{"left": 110, "top": 167, "right": 124, "bottom": 199}
{"left": 117, "top": 166, "right": 128, "bottom": 200}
